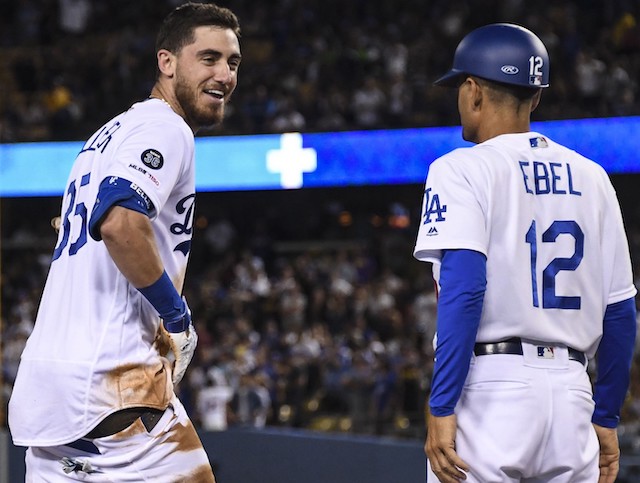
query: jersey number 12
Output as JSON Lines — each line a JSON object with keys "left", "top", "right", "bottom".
{"left": 525, "top": 220, "right": 583, "bottom": 309}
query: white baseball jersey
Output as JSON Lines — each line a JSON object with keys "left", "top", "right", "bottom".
{"left": 414, "top": 132, "right": 636, "bottom": 357}
{"left": 9, "top": 98, "right": 196, "bottom": 446}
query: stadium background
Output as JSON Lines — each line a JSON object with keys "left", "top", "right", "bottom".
{"left": 2, "top": 0, "right": 640, "bottom": 481}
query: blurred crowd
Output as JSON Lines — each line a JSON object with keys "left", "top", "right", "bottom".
{"left": 0, "top": 0, "right": 639, "bottom": 142}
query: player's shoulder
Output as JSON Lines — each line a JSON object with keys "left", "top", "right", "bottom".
{"left": 436, "top": 134, "right": 520, "bottom": 163}
{"left": 489, "top": 132, "right": 607, "bottom": 171}
{"left": 430, "top": 142, "right": 499, "bottom": 175}
{"left": 531, "top": 133, "right": 609, "bottom": 175}
{"left": 124, "top": 99, "right": 192, "bottom": 138}
{"left": 431, "top": 145, "right": 477, "bottom": 168}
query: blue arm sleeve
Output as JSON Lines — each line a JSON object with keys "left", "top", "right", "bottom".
{"left": 138, "top": 271, "right": 190, "bottom": 333}
{"left": 592, "top": 297, "right": 637, "bottom": 428}
{"left": 88, "top": 176, "right": 155, "bottom": 241}
{"left": 429, "top": 249, "right": 487, "bottom": 417}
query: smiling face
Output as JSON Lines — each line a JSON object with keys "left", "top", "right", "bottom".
{"left": 169, "top": 26, "right": 241, "bottom": 129}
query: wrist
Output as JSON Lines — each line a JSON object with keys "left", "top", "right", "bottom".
{"left": 162, "top": 305, "right": 191, "bottom": 333}
{"left": 138, "top": 271, "right": 188, "bottom": 332}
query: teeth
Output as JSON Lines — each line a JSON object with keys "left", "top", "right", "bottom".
{"left": 205, "top": 89, "right": 224, "bottom": 98}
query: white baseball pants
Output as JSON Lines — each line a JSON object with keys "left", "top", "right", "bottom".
{"left": 428, "top": 343, "right": 599, "bottom": 482}
{"left": 25, "top": 397, "right": 215, "bottom": 482}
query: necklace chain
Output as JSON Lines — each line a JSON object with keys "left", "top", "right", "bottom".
{"left": 149, "top": 96, "right": 172, "bottom": 109}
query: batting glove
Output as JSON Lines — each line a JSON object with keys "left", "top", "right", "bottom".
{"left": 162, "top": 297, "right": 198, "bottom": 386}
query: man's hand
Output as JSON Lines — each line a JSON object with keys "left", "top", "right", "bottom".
{"left": 593, "top": 424, "right": 620, "bottom": 483}
{"left": 163, "top": 298, "right": 198, "bottom": 386}
{"left": 425, "top": 409, "right": 469, "bottom": 483}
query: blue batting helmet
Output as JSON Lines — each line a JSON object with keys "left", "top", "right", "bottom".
{"left": 434, "top": 23, "right": 550, "bottom": 88}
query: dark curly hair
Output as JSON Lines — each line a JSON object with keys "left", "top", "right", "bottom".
{"left": 155, "top": 2, "right": 241, "bottom": 54}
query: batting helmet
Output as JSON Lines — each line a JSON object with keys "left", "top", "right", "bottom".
{"left": 434, "top": 23, "right": 549, "bottom": 89}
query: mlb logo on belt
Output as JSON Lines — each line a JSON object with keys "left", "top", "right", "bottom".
{"left": 537, "top": 346, "right": 555, "bottom": 359}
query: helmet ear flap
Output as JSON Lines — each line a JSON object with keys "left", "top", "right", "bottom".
{"left": 434, "top": 23, "right": 550, "bottom": 89}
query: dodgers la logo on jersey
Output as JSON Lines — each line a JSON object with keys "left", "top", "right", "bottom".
{"left": 171, "top": 194, "right": 195, "bottom": 256}
{"left": 422, "top": 187, "right": 447, "bottom": 225}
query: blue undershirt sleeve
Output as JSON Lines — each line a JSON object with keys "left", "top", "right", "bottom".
{"left": 88, "top": 176, "right": 155, "bottom": 241}
{"left": 592, "top": 297, "right": 637, "bottom": 428}
{"left": 429, "top": 249, "right": 487, "bottom": 417}
{"left": 138, "top": 271, "right": 190, "bottom": 333}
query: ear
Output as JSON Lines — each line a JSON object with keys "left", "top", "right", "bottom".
{"left": 157, "top": 49, "right": 176, "bottom": 78}
{"left": 469, "top": 78, "right": 483, "bottom": 111}
{"left": 530, "top": 89, "right": 542, "bottom": 113}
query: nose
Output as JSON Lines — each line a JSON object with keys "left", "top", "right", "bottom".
{"left": 213, "top": 62, "right": 233, "bottom": 85}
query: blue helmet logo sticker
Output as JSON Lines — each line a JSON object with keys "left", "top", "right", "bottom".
{"left": 501, "top": 65, "right": 519, "bottom": 74}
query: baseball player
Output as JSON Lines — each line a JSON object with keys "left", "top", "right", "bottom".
{"left": 8, "top": 3, "right": 241, "bottom": 481}
{"left": 414, "top": 23, "right": 637, "bottom": 482}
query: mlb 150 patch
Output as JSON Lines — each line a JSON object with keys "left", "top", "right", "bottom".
{"left": 141, "top": 149, "right": 164, "bottom": 170}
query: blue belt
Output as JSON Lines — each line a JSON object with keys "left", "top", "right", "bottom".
{"left": 474, "top": 337, "right": 586, "bottom": 365}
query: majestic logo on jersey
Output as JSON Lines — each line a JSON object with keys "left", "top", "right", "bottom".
{"left": 422, "top": 188, "right": 447, "bottom": 225}
{"left": 427, "top": 226, "right": 439, "bottom": 236}
{"left": 171, "top": 193, "right": 195, "bottom": 256}
{"left": 141, "top": 149, "right": 164, "bottom": 170}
